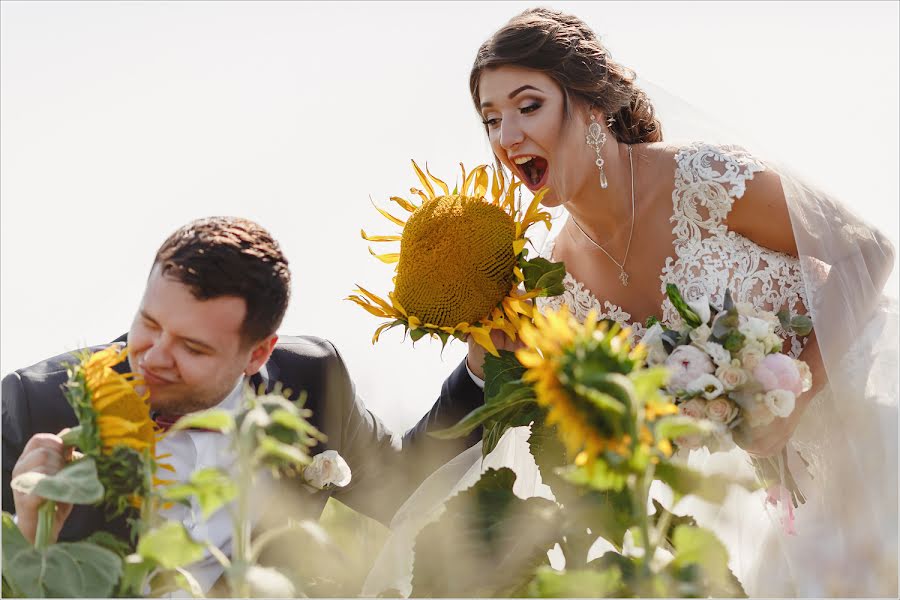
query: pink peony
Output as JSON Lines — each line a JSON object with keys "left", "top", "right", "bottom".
{"left": 665, "top": 345, "right": 715, "bottom": 392}
{"left": 753, "top": 353, "right": 803, "bottom": 396}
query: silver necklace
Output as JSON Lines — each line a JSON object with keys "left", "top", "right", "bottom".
{"left": 570, "top": 144, "right": 635, "bottom": 286}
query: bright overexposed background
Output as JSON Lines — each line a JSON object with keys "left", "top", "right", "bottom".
{"left": 2, "top": 1, "right": 897, "bottom": 431}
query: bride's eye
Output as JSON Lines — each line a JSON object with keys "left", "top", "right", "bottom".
{"left": 482, "top": 116, "right": 501, "bottom": 129}
{"left": 520, "top": 102, "right": 542, "bottom": 114}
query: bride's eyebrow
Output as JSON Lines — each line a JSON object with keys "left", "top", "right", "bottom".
{"left": 480, "top": 84, "right": 545, "bottom": 109}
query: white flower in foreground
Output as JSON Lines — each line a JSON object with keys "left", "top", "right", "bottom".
{"left": 687, "top": 374, "right": 725, "bottom": 401}
{"left": 764, "top": 389, "right": 796, "bottom": 418}
{"left": 303, "top": 450, "right": 352, "bottom": 490}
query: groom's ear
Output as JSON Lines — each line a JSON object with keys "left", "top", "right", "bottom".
{"left": 244, "top": 334, "right": 278, "bottom": 376}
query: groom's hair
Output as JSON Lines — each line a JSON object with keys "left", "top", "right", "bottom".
{"left": 152, "top": 216, "right": 291, "bottom": 346}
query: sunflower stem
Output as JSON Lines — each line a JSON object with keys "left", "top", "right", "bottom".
{"left": 229, "top": 418, "right": 254, "bottom": 598}
{"left": 34, "top": 500, "right": 56, "bottom": 550}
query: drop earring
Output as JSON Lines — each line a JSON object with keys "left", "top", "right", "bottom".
{"left": 586, "top": 113, "right": 608, "bottom": 189}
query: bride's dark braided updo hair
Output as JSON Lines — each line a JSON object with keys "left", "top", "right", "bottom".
{"left": 470, "top": 8, "right": 663, "bottom": 145}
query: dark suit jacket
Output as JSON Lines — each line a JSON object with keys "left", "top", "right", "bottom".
{"left": 1, "top": 335, "right": 483, "bottom": 542}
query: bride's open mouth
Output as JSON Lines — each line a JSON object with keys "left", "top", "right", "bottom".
{"left": 512, "top": 155, "right": 549, "bottom": 191}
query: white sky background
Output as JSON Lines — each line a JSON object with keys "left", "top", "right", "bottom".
{"left": 2, "top": 1, "right": 898, "bottom": 432}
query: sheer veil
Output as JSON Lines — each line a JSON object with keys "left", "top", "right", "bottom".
{"left": 363, "top": 80, "right": 899, "bottom": 598}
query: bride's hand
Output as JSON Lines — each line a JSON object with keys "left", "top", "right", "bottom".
{"left": 465, "top": 330, "right": 524, "bottom": 381}
{"left": 735, "top": 410, "right": 803, "bottom": 458}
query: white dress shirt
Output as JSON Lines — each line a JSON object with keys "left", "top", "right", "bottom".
{"left": 156, "top": 371, "right": 254, "bottom": 595}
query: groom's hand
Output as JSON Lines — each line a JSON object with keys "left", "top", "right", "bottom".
{"left": 466, "top": 330, "right": 524, "bottom": 381}
{"left": 11, "top": 431, "right": 75, "bottom": 544}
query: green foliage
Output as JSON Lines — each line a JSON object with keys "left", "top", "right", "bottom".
{"left": 669, "top": 525, "right": 746, "bottom": 597}
{"left": 169, "top": 407, "right": 236, "bottom": 434}
{"left": 137, "top": 521, "right": 205, "bottom": 570}
{"left": 3, "top": 512, "right": 122, "bottom": 598}
{"left": 159, "top": 467, "right": 237, "bottom": 519}
{"left": 655, "top": 462, "right": 757, "bottom": 504}
{"left": 10, "top": 456, "right": 104, "bottom": 504}
{"left": 666, "top": 284, "right": 703, "bottom": 328}
{"left": 521, "top": 256, "right": 567, "bottom": 296}
{"left": 528, "top": 565, "right": 626, "bottom": 598}
{"left": 411, "top": 468, "right": 561, "bottom": 597}
{"left": 430, "top": 351, "right": 537, "bottom": 442}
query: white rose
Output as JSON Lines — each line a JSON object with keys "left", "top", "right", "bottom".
{"left": 705, "top": 396, "right": 740, "bottom": 424}
{"left": 665, "top": 345, "right": 715, "bottom": 391}
{"left": 738, "top": 341, "right": 766, "bottom": 371}
{"left": 741, "top": 394, "right": 777, "bottom": 428}
{"left": 303, "top": 450, "right": 352, "bottom": 490}
{"left": 764, "top": 389, "right": 796, "bottom": 418}
{"left": 739, "top": 316, "right": 773, "bottom": 342}
{"left": 703, "top": 341, "right": 732, "bottom": 368}
{"left": 687, "top": 296, "right": 712, "bottom": 325}
{"left": 687, "top": 373, "right": 725, "bottom": 400}
{"left": 716, "top": 361, "right": 748, "bottom": 390}
{"left": 688, "top": 324, "right": 712, "bottom": 346}
{"left": 795, "top": 359, "right": 813, "bottom": 393}
{"left": 640, "top": 323, "right": 669, "bottom": 366}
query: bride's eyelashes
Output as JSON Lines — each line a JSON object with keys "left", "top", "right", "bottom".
{"left": 481, "top": 103, "right": 543, "bottom": 129}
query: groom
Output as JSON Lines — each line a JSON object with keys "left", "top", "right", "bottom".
{"left": 2, "top": 216, "right": 485, "bottom": 553}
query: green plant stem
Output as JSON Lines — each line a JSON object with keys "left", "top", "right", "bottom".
{"left": 34, "top": 500, "right": 56, "bottom": 550}
{"left": 229, "top": 430, "right": 253, "bottom": 597}
{"left": 647, "top": 503, "right": 672, "bottom": 565}
{"left": 638, "top": 463, "right": 656, "bottom": 578}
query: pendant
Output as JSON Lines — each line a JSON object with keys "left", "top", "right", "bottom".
{"left": 618, "top": 269, "right": 629, "bottom": 286}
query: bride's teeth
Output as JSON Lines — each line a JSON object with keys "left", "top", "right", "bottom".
{"left": 513, "top": 156, "right": 533, "bottom": 165}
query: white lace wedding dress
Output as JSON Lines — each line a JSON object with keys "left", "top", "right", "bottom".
{"left": 363, "top": 143, "right": 898, "bottom": 598}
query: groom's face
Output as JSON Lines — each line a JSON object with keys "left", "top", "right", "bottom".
{"left": 127, "top": 266, "right": 272, "bottom": 415}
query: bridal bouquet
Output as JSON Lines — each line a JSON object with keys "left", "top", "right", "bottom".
{"left": 348, "top": 161, "right": 564, "bottom": 356}
{"left": 641, "top": 285, "right": 813, "bottom": 457}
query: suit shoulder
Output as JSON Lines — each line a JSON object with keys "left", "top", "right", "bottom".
{"left": 273, "top": 335, "right": 342, "bottom": 363}
{"left": 5, "top": 343, "right": 121, "bottom": 386}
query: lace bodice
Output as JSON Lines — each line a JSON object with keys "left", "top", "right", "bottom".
{"left": 538, "top": 142, "right": 810, "bottom": 358}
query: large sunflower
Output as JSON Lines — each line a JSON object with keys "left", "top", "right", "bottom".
{"left": 516, "top": 307, "right": 676, "bottom": 464}
{"left": 64, "top": 345, "right": 170, "bottom": 513}
{"left": 349, "top": 161, "right": 558, "bottom": 356}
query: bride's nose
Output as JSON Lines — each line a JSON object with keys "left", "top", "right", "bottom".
{"left": 499, "top": 118, "right": 525, "bottom": 151}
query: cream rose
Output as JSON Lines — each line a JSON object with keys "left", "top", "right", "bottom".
{"left": 716, "top": 361, "right": 748, "bottom": 390}
{"left": 795, "top": 359, "right": 813, "bottom": 393}
{"left": 705, "top": 397, "right": 740, "bottom": 424}
{"left": 738, "top": 340, "right": 766, "bottom": 371}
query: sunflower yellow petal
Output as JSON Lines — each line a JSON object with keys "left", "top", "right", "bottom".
{"left": 411, "top": 160, "right": 436, "bottom": 199}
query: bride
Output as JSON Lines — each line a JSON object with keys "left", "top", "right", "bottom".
{"left": 365, "top": 8, "right": 898, "bottom": 597}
